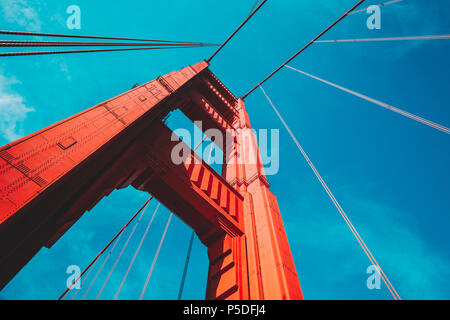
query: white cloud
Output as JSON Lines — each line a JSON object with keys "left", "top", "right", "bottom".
{"left": 0, "top": 0, "right": 42, "bottom": 31}
{"left": 0, "top": 73, "right": 35, "bottom": 142}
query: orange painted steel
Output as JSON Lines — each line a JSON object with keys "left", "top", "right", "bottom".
{"left": 0, "top": 61, "right": 303, "bottom": 300}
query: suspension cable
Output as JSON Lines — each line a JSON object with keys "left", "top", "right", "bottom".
{"left": 314, "top": 34, "right": 450, "bottom": 43}
{"left": 284, "top": 65, "right": 450, "bottom": 134}
{"left": 207, "top": 0, "right": 268, "bottom": 62}
{"left": 249, "top": 0, "right": 261, "bottom": 15}
{"left": 139, "top": 213, "right": 174, "bottom": 300}
{"left": 82, "top": 198, "right": 152, "bottom": 300}
{"left": 349, "top": 0, "right": 404, "bottom": 15}
{"left": 242, "top": 0, "right": 365, "bottom": 99}
{"left": 259, "top": 85, "right": 401, "bottom": 300}
{"left": 68, "top": 254, "right": 99, "bottom": 300}
{"left": 0, "top": 40, "right": 219, "bottom": 47}
{"left": 177, "top": 231, "right": 195, "bottom": 300}
{"left": 57, "top": 197, "right": 152, "bottom": 300}
{"left": 91, "top": 198, "right": 153, "bottom": 299}
{"left": 112, "top": 203, "right": 160, "bottom": 300}
{"left": 0, "top": 44, "right": 218, "bottom": 58}
{"left": 80, "top": 227, "right": 128, "bottom": 300}
{"left": 0, "top": 30, "right": 207, "bottom": 44}
{"left": 74, "top": 230, "right": 124, "bottom": 299}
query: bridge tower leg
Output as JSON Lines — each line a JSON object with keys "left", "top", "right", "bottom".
{"left": 216, "top": 99, "right": 303, "bottom": 300}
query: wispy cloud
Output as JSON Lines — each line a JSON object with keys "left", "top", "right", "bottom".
{"left": 344, "top": 192, "right": 450, "bottom": 299}
{"left": 0, "top": 0, "right": 42, "bottom": 31}
{"left": 0, "top": 72, "right": 35, "bottom": 142}
{"left": 284, "top": 180, "right": 450, "bottom": 299}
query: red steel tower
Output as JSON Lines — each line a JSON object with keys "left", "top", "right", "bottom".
{"left": 0, "top": 61, "right": 303, "bottom": 300}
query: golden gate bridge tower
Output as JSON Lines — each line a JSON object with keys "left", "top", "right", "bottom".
{"left": 3, "top": 0, "right": 438, "bottom": 300}
{"left": 0, "top": 60, "right": 303, "bottom": 300}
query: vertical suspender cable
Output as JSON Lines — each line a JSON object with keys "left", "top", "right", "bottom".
{"left": 75, "top": 230, "right": 124, "bottom": 300}
{"left": 259, "top": 85, "right": 401, "bottom": 300}
{"left": 57, "top": 197, "right": 152, "bottom": 300}
{"left": 112, "top": 203, "right": 161, "bottom": 300}
{"left": 249, "top": 0, "right": 261, "bottom": 15}
{"left": 68, "top": 255, "right": 99, "bottom": 300}
{"left": 89, "top": 198, "right": 152, "bottom": 299}
{"left": 139, "top": 213, "right": 174, "bottom": 300}
{"left": 82, "top": 199, "right": 151, "bottom": 300}
{"left": 177, "top": 232, "right": 195, "bottom": 300}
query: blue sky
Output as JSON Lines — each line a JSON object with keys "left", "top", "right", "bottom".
{"left": 0, "top": 0, "right": 449, "bottom": 300}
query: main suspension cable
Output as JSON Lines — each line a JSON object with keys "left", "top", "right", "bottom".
{"left": 0, "top": 44, "right": 218, "bottom": 58}
{"left": 207, "top": 0, "right": 267, "bottom": 62}
{"left": 259, "top": 85, "right": 401, "bottom": 300}
{"left": 242, "top": 0, "right": 365, "bottom": 99}
{"left": 0, "top": 30, "right": 207, "bottom": 44}
{"left": 112, "top": 203, "right": 160, "bottom": 300}
{"left": 139, "top": 213, "right": 174, "bottom": 300}
{"left": 57, "top": 197, "right": 153, "bottom": 300}
{"left": 284, "top": 65, "right": 450, "bottom": 134}
{"left": 0, "top": 40, "right": 219, "bottom": 47}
